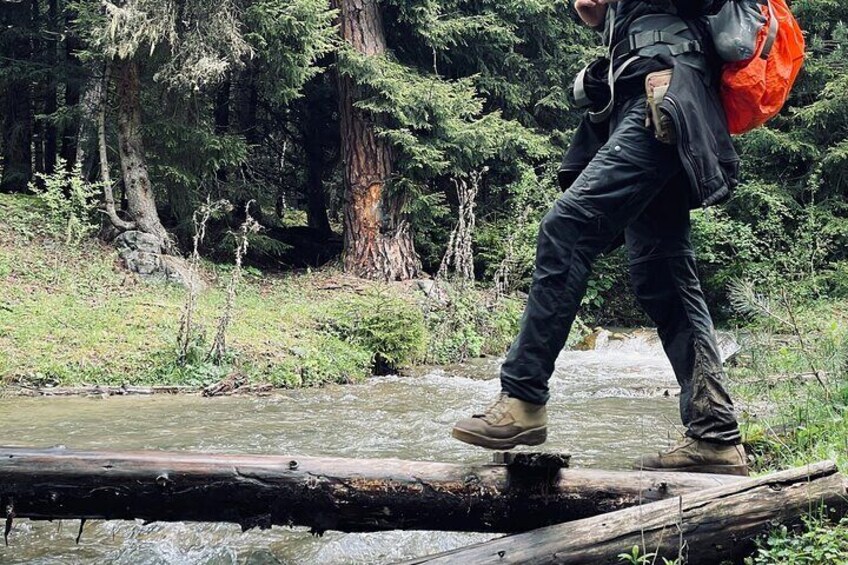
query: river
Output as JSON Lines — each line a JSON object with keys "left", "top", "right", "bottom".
{"left": 0, "top": 331, "right": 736, "bottom": 564}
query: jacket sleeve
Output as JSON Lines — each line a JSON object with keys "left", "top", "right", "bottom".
{"left": 671, "top": 0, "right": 727, "bottom": 18}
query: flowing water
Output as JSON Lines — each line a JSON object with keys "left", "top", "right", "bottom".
{"left": 0, "top": 331, "right": 737, "bottom": 564}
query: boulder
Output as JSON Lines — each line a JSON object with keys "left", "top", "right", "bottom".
{"left": 113, "top": 230, "right": 200, "bottom": 288}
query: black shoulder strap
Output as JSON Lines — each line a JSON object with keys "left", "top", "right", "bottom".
{"left": 648, "top": 0, "right": 678, "bottom": 14}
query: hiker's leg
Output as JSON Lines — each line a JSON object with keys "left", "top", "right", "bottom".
{"left": 499, "top": 95, "right": 681, "bottom": 406}
{"left": 626, "top": 178, "right": 741, "bottom": 444}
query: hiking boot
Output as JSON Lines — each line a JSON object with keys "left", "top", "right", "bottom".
{"left": 452, "top": 393, "right": 547, "bottom": 450}
{"left": 634, "top": 438, "right": 749, "bottom": 476}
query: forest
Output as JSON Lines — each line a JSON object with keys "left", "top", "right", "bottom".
{"left": 1, "top": 0, "right": 848, "bottom": 563}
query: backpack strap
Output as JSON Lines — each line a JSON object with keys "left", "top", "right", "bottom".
{"left": 760, "top": 0, "right": 779, "bottom": 60}
{"left": 573, "top": 14, "right": 703, "bottom": 123}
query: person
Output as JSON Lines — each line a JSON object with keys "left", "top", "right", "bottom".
{"left": 451, "top": 0, "right": 749, "bottom": 476}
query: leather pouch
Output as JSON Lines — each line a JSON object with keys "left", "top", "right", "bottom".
{"left": 645, "top": 69, "right": 677, "bottom": 145}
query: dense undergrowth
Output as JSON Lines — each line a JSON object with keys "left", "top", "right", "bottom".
{"left": 0, "top": 193, "right": 522, "bottom": 390}
{"left": 729, "top": 298, "right": 848, "bottom": 564}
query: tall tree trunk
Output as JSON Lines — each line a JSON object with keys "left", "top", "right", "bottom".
{"left": 60, "top": 6, "right": 83, "bottom": 170}
{"left": 113, "top": 58, "right": 172, "bottom": 250}
{"left": 0, "top": 0, "right": 34, "bottom": 193}
{"left": 214, "top": 79, "right": 230, "bottom": 182}
{"left": 100, "top": 63, "right": 134, "bottom": 232}
{"left": 31, "top": 0, "right": 44, "bottom": 176}
{"left": 42, "top": 0, "right": 58, "bottom": 174}
{"left": 333, "top": 0, "right": 420, "bottom": 281}
{"left": 233, "top": 64, "right": 259, "bottom": 146}
{"left": 75, "top": 63, "right": 106, "bottom": 181}
{"left": 305, "top": 129, "right": 332, "bottom": 235}
{"left": 303, "top": 85, "right": 332, "bottom": 236}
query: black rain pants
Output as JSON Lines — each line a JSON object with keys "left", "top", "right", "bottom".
{"left": 500, "top": 94, "right": 741, "bottom": 445}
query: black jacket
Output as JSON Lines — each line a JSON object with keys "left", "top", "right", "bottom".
{"left": 559, "top": 0, "right": 738, "bottom": 209}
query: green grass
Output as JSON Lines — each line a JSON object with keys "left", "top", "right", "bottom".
{"left": 0, "top": 193, "right": 520, "bottom": 389}
{"left": 729, "top": 299, "right": 848, "bottom": 473}
{"left": 727, "top": 300, "right": 848, "bottom": 564}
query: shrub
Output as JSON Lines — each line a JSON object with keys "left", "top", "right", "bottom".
{"left": 323, "top": 290, "right": 428, "bottom": 373}
{"left": 745, "top": 516, "right": 848, "bottom": 565}
{"left": 268, "top": 334, "right": 373, "bottom": 387}
{"left": 31, "top": 160, "right": 101, "bottom": 245}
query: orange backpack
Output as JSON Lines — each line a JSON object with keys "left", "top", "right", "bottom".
{"left": 719, "top": 0, "right": 805, "bottom": 135}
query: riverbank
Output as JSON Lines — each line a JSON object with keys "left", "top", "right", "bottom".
{"left": 0, "top": 193, "right": 526, "bottom": 391}
{"left": 726, "top": 299, "right": 848, "bottom": 563}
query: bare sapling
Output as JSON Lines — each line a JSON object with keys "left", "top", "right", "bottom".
{"left": 437, "top": 168, "right": 485, "bottom": 283}
{"left": 209, "top": 201, "right": 260, "bottom": 364}
{"left": 177, "top": 198, "right": 231, "bottom": 364}
{"left": 493, "top": 205, "right": 531, "bottom": 301}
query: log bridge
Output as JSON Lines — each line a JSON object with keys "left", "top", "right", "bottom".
{"left": 2, "top": 446, "right": 846, "bottom": 564}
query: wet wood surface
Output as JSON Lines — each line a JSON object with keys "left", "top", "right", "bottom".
{"left": 0, "top": 446, "right": 742, "bottom": 534}
{"left": 405, "top": 460, "right": 848, "bottom": 564}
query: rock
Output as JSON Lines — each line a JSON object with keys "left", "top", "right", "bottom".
{"left": 114, "top": 230, "right": 162, "bottom": 255}
{"left": 573, "top": 328, "right": 612, "bottom": 351}
{"left": 573, "top": 332, "right": 598, "bottom": 351}
{"left": 113, "top": 230, "right": 200, "bottom": 289}
{"left": 415, "top": 279, "right": 436, "bottom": 296}
{"left": 160, "top": 255, "right": 204, "bottom": 290}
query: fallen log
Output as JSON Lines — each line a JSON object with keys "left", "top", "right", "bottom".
{"left": 0, "top": 446, "right": 741, "bottom": 534}
{"left": 405, "top": 460, "right": 848, "bottom": 565}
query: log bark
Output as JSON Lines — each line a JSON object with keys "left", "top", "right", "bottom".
{"left": 333, "top": 0, "right": 421, "bottom": 281}
{"left": 0, "top": 447, "right": 741, "bottom": 534}
{"left": 406, "top": 460, "right": 848, "bottom": 565}
{"left": 113, "top": 58, "right": 173, "bottom": 250}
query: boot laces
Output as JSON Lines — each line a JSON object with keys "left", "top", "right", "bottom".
{"left": 474, "top": 393, "right": 511, "bottom": 424}
{"left": 664, "top": 437, "right": 697, "bottom": 455}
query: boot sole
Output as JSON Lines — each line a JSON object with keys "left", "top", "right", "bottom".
{"left": 636, "top": 463, "right": 749, "bottom": 477}
{"left": 451, "top": 426, "right": 547, "bottom": 450}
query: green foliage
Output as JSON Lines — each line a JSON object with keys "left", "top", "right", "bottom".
{"left": 323, "top": 290, "right": 428, "bottom": 372}
{"left": 73, "top": 0, "right": 252, "bottom": 89}
{"left": 339, "top": 48, "right": 551, "bottom": 183}
{"left": 244, "top": 0, "right": 337, "bottom": 104}
{"left": 617, "top": 544, "right": 680, "bottom": 565}
{"left": 267, "top": 334, "right": 373, "bottom": 387}
{"left": 685, "top": 0, "right": 848, "bottom": 317}
{"left": 424, "top": 284, "right": 524, "bottom": 364}
{"left": 746, "top": 515, "right": 848, "bottom": 565}
{"left": 730, "top": 293, "right": 848, "bottom": 472}
{"left": 474, "top": 163, "right": 558, "bottom": 289}
{"left": 31, "top": 160, "right": 101, "bottom": 245}
{"left": 425, "top": 285, "right": 488, "bottom": 364}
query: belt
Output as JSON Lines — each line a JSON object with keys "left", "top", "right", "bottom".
{"left": 573, "top": 9, "right": 703, "bottom": 124}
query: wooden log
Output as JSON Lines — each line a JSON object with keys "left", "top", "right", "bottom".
{"left": 0, "top": 446, "right": 742, "bottom": 534}
{"left": 405, "top": 460, "right": 848, "bottom": 565}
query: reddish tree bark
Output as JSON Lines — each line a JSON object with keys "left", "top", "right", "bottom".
{"left": 333, "top": 0, "right": 420, "bottom": 280}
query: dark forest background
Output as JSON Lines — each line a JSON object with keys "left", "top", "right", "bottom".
{"left": 0, "top": 0, "right": 846, "bottom": 324}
